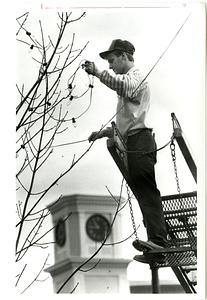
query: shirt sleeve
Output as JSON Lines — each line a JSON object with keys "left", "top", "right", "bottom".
{"left": 99, "top": 70, "right": 144, "bottom": 99}
{"left": 103, "top": 126, "right": 113, "bottom": 138}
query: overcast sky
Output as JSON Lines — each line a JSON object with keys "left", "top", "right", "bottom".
{"left": 16, "top": 4, "right": 204, "bottom": 200}
{"left": 7, "top": 2, "right": 206, "bottom": 298}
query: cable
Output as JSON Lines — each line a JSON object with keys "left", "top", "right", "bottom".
{"left": 115, "top": 136, "right": 173, "bottom": 155}
{"left": 63, "top": 60, "right": 95, "bottom": 124}
{"left": 130, "top": 12, "right": 192, "bottom": 100}
{"left": 50, "top": 139, "right": 88, "bottom": 148}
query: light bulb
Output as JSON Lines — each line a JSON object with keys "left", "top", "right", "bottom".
{"left": 67, "top": 99, "right": 72, "bottom": 106}
{"left": 67, "top": 95, "right": 74, "bottom": 106}
{"left": 72, "top": 117, "right": 77, "bottom": 128}
{"left": 28, "top": 44, "right": 34, "bottom": 53}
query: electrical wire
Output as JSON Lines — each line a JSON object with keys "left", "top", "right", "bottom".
{"left": 114, "top": 135, "right": 174, "bottom": 155}
{"left": 50, "top": 139, "right": 88, "bottom": 148}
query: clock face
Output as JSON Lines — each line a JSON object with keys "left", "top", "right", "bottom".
{"left": 55, "top": 219, "right": 66, "bottom": 247}
{"left": 86, "top": 214, "right": 110, "bottom": 242}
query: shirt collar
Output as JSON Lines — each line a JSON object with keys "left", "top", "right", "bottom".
{"left": 126, "top": 66, "right": 139, "bottom": 74}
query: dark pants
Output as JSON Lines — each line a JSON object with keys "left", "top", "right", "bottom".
{"left": 127, "top": 129, "right": 167, "bottom": 246}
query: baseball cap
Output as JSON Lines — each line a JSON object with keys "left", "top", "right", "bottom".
{"left": 99, "top": 39, "right": 135, "bottom": 59}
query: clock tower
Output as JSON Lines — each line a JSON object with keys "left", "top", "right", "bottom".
{"left": 45, "top": 194, "right": 131, "bottom": 294}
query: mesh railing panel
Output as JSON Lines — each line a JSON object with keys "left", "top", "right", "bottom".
{"left": 143, "top": 192, "right": 197, "bottom": 268}
{"left": 161, "top": 192, "right": 197, "bottom": 248}
{"left": 145, "top": 249, "right": 197, "bottom": 268}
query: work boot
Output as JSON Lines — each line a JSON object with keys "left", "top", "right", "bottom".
{"left": 134, "top": 253, "right": 166, "bottom": 264}
{"left": 133, "top": 254, "right": 148, "bottom": 264}
{"left": 133, "top": 239, "right": 164, "bottom": 251}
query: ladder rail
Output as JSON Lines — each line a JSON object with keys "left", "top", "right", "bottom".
{"left": 172, "top": 266, "right": 197, "bottom": 293}
{"left": 171, "top": 113, "right": 197, "bottom": 182}
{"left": 107, "top": 137, "right": 139, "bottom": 200}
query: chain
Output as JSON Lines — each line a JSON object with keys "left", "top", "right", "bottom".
{"left": 170, "top": 138, "right": 186, "bottom": 214}
{"left": 125, "top": 182, "right": 138, "bottom": 240}
{"left": 170, "top": 139, "right": 195, "bottom": 246}
{"left": 170, "top": 139, "right": 181, "bottom": 194}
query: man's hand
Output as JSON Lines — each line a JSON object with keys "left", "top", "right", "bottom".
{"left": 88, "top": 131, "right": 103, "bottom": 142}
{"left": 83, "top": 61, "right": 101, "bottom": 78}
{"left": 84, "top": 61, "right": 95, "bottom": 75}
{"left": 88, "top": 127, "right": 113, "bottom": 142}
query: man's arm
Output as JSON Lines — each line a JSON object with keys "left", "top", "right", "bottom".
{"left": 84, "top": 61, "right": 145, "bottom": 99}
{"left": 88, "top": 127, "right": 113, "bottom": 142}
{"left": 99, "top": 70, "right": 145, "bottom": 99}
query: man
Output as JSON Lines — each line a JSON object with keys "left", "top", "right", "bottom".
{"left": 84, "top": 39, "right": 167, "bottom": 261}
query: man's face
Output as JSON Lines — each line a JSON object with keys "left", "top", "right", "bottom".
{"left": 107, "top": 52, "right": 126, "bottom": 74}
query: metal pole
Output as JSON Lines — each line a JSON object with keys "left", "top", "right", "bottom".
{"left": 151, "top": 267, "right": 160, "bottom": 293}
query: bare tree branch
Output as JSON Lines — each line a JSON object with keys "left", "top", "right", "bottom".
{"left": 21, "top": 254, "right": 50, "bottom": 294}
{"left": 16, "top": 12, "right": 124, "bottom": 294}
